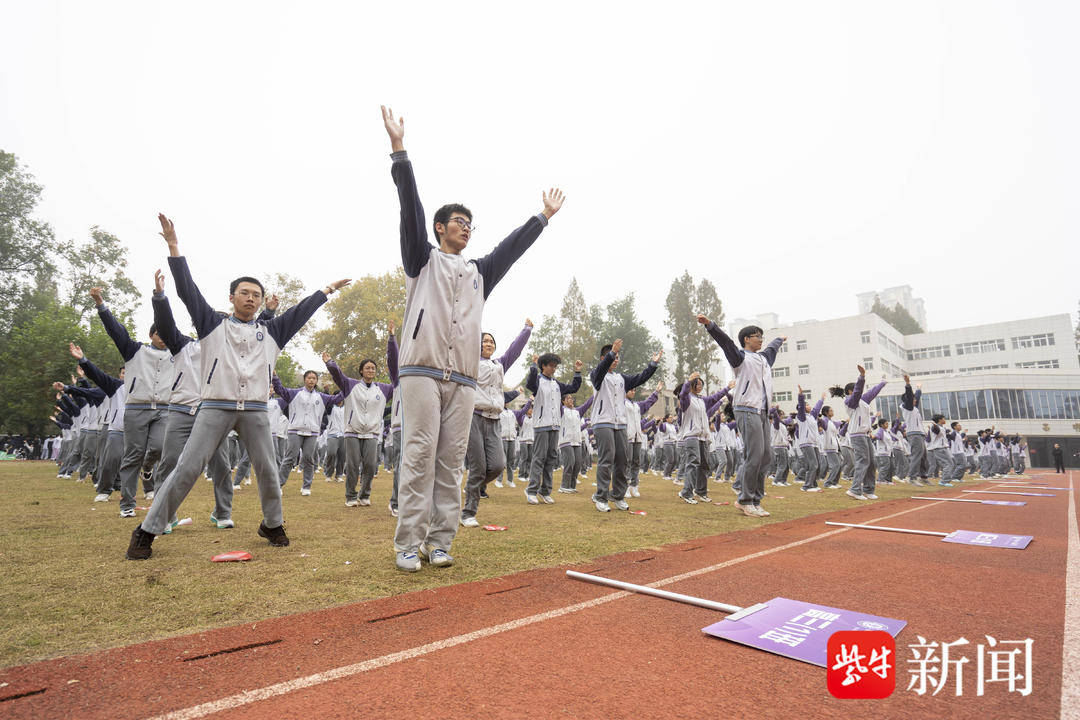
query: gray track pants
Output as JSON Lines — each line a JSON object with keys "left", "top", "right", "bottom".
{"left": 393, "top": 376, "right": 473, "bottom": 554}
{"left": 119, "top": 407, "right": 168, "bottom": 513}
{"left": 626, "top": 440, "right": 642, "bottom": 488}
{"left": 824, "top": 450, "right": 841, "bottom": 486}
{"left": 78, "top": 430, "right": 100, "bottom": 481}
{"left": 851, "top": 435, "right": 875, "bottom": 495}
{"left": 560, "top": 445, "right": 581, "bottom": 489}
{"left": 735, "top": 409, "right": 770, "bottom": 506}
{"left": 680, "top": 439, "right": 708, "bottom": 497}
{"left": 502, "top": 439, "right": 516, "bottom": 484}
{"left": 345, "top": 436, "right": 378, "bottom": 501}
{"left": 324, "top": 436, "right": 345, "bottom": 478}
{"left": 279, "top": 434, "right": 317, "bottom": 489}
{"left": 799, "top": 446, "right": 820, "bottom": 489}
{"left": 464, "top": 414, "right": 504, "bottom": 518}
{"left": 875, "top": 455, "right": 892, "bottom": 483}
{"left": 390, "top": 428, "right": 401, "bottom": 511}
{"left": 527, "top": 428, "right": 559, "bottom": 497}
{"left": 907, "top": 433, "right": 927, "bottom": 480}
{"left": 95, "top": 431, "right": 124, "bottom": 494}
{"left": 841, "top": 447, "right": 854, "bottom": 478}
{"left": 141, "top": 408, "right": 281, "bottom": 536}
{"left": 156, "top": 410, "right": 233, "bottom": 519}
{"left": 593, "top": 427, "right": 628, "bottom": 502}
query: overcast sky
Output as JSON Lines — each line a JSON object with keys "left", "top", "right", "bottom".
{"left": 3, "top": 1, "right": 1077, "bottom": 384}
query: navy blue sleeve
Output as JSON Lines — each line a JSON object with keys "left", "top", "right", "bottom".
{"left": 78, "top": 357, "right": 122, "bottom": 395}
{"left": 66, "top": 384, "right": 106, "bottom": 403}
{"left": 151, "top": 291, "right": 192, "bottom": 356}
{"left": 591, "top": 351, "right": 616, "bottom": 390}
{"left": 761, "top": 337, "right": 784, "bottom": 367}
{"left": 265, "top": 290, "right": 328, "bottom": 349}
{"left": 167, "top": 256, "right": 224, "bottom": 339}
{"left": 559, "top": 373, "right": 582, "bottom": 395}
{"left": 901, "top": 383, "right": 914, "bottom": 411}
{"left": 503, "top": 390, "right": 520, "bottom": 404}
{"left": 96, "top": 305, "right": 141, "bottom": 362}
{"left": 475, "top": 214, "right": 548, "bottom": 300}
{"left": 390, "top": 152, "right": 434, "bottom": 278}
{"left": 621, "top": 362, "right": 658, "bottom": 391}
{"left": 257, "top": 307, "right": 276, "bottom": 322}
{"left": 704, "top": 322, "right": 744, "bottom": 368}
{"left": 525, "top": 364, "right": 539, "bottom": 395}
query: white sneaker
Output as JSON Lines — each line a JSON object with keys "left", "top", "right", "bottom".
{"left": 801, "top": 487, "right": 822, "bottom": 493}
{"left": 629, "top": 486, "right": 641, "bottom": 498}
{"left": 420, "top": 544, "right": 454, "bottom": 568}
{"left": 345, "top": 499, "right": 358, "bottom": 507}
{"left": 460, "top": 516, "right": 479, "bottom": 528}
{"left": 145, "top": 491, "right": 155, "bottom": 501}
{"left": 494, "top": 480, "right": 503, "bottom": 488}
{"left": 754, "top": 506, "right": 771, "bottom": 517}
{"left": 93, "top": 493, "right": 110, "bottom": 502}
{"left": 734, "top": 502, "right": 757, "bottom": 517}
{"left": 594, "top": 500, "right": 611, "bottom": 512}
{"left": 672, "top": 478, "right": 681, "bottom": 485}
{"left": 244, "top": 479, "right": 252, "bottom": 485}
{"left": 846, "top": 489, "right": 867, "bottom": 500}
{"left": 507, "top": 481, "right": 516, "bottom": 488}
{"left": 214, "top": 517, "right": 235, "bottom": 529}
{"left": 119, "top": 509, "right": 136, "bottom": 518}
{"left": 233, "top": 484, "right": 241, "bottom": 491}
{"left": 864, "top": 493, "right": 879, "bottom": 500}
{"left": 388, "top": 503, "right": 398, "bottom": 517}
{"left": 541, "top": 494, "right": 555, "bottom": 504}
{"left": 695, "top": 494, "right": 711, "bottom": 503}
{"left": 679, "top": 493, "right": 698, "bottom": 505}
{"left": 301, "top": 488, "right": 311, "bottom": 496}
{"left": 611, "top": 499, "right": 629, "bottom": 511}
{"left": 525, "top": 493, "right": 539, "bottom": 505}
{"left": 359, "top": 498, "right": 371, "bottom": 506}
{"left": 395, "top": 551, "right": 421, "bottom": 572}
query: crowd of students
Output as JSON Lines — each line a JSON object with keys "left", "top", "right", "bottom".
{"left": 36, "top": 107, "right": 1035, "bottom": 573}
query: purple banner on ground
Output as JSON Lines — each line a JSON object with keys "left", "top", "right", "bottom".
{"left": 941, "top": 529, "right": 1033, "bottom": 549}
{"left": 981, "top": 500, "right": 1026, "bottom": 506}
{"left": 964, "top": 491, "right": 1054, "bottom": 497}
{"left": 701, "top": 597, "right": 906, "bottom": 667}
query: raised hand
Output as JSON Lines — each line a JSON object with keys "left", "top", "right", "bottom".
{"left": 728, "top": 380, "right": 736, "bottom": 390}
{"left": 542, "top": 188, "right": 566, "bottom": 219}
{"left": 265, "top": 294, "right": 279, "bottom": 312}
{"left": 903, "top": 374, "right": 910, "bottom": 384}
{"left": 696, "top": 313, "right": 710, "bottom": 325}
{"left": 656, "top": 381, "right": 665, "bottom": 392}
{"left": 76, "top": 366, "right": 85, "bottom": 378}
{"left": 689, "top": 371, "right": 700, "bottom": 382}
{"left": 89, "top": 287, "right": 104, "bottom": 306}
{"left": 525, "top": 317, "right": 533, "bottom": 328}
{"left": 532, "top": 354, "right": 539, "bottom": 365}
{"left": 158, "top": 213, "right": 178, "bottom": 251}
{"left": 574, "top": 360, "right": 583, "bottom": 372}
{"left": 388, "top": 319, "right": 395, "bottom": 335}
{"left": 798, "top": 384, "right": 804, "bottom": 395}
{"left": 325, "top": 279, "right": 351, "bottom": 294}
{"left": 52, "top": 381, "right": 65, "bottom": 391}
{"left": 857, "top": 364, "right": 865, "bottom": 376}
{"left": 381, "top": 106, "right": 405, "bottom": 152}
{"left": 154, "top": 269, "right": 166, "bottom": 294}
{"left": 611, "top": 338, "right": 623, "bottom": 355}
{"left": 68, "top": 343, "right": 84, "bottom": 360}
{"left": 778, "top": 336, "right": 788, "bottom": 343}
{"left": 321, "top": 351, "right": 331, "bottom": 364}
{"left": 651, "top": 349, "right": 663, "bottom": 363}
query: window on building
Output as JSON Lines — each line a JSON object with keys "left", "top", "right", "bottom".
{"left": 772, "top": 366, "right": 790, "bottom": 378}
{"left": 860, "top": 331, "right": 871, "bottom": 344}
{"left": 955, "top": 339, "right": 1005, "bottom": 355}
{"left": 796, "top": 340, "right": 807, "bottom": 351}
{"left": 772, "top": 391, "right": 792, "bottom": 403}
{"left": 778, "top": 342, "right": 788, "bottom": 353}
{"left": 1015, "top": 359, "right": 1060, "bottom": 369}
{"left": 906, "top": 345, "right": 951, "bottom": 361}
{"left": 1012, "top": 333, "right": 1056, "bottom": 350}
{"left": 863, "top": 357, "right": 874, "bottom": 370}
{"left": 798, "top": 365, "right": 810, "bottom": 375}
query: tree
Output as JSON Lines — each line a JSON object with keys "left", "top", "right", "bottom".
{"left": 275, "top": 351, "right": 302, "bottom": 388}
{"left": 870, "top": 296, "right": 924, "bottom": 335}
{"left": 665, "top": 272, "right": 725, "bottom": 387}
{"left": 0, "top": 150, "right": 64, "bottom": 332}
{"left": 310, "top": 268, "right": 406, "bottom": 385}
{"left": 65, "top": 226, "right": 141, "bottom": 321}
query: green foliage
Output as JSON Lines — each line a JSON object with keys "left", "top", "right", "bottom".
{"left": 274, "top": 352, "right": 302, "bottom": 388}
{"left": 66, "top": 226, "right": 141, "bottom": 320}
{"left": 0, "top": 298, "right": 125, "bottom": 435}
{"left": 870, "top": 296, "right": 924, "bottom": 335}
{"left": 665, "top": 271, "right": 724, "bottom": 388}
{"left": 311, "top": 268, "right": 406, "bottom": 386}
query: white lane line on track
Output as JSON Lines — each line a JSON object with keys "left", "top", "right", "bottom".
{"left": 147, "top": 497, "right": 953, "bottom": 720}
{"left": 1061, "top": 471, "right": 1079, "bottom": 720}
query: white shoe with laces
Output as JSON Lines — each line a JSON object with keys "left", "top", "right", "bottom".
{"left": 541, "top": 494, "right": 554, "bottom": 504}
{"left": 460, "top": 516, "right": 479, "bottom": 528}
{"left": 525, "top": 493, "right": 539, "bottom": 505}
{"left": 93, "top": 493, "right": 110, "bottom": 502}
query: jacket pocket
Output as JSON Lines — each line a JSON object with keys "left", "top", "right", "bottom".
{"left": 171, "top": 372, "right": 184, "bottom": 391}
{"left": 411, "top": 309, "right": 425, "bottom": 340}
{"left": 129, "top": 377, "right": 137, "bottom": 393}
{"left": 206, "top": 358, "right": 219, "bottom": 384}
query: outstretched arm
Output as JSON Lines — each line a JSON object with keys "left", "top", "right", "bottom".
{"left": 475, "top": 190, "right": 563, "bottom": 299}
{"left": 383, "top": 106, "right": 433, "bottom": 278}
{"left": 159, "top": 214, "right": 224, "bottom": 339}
{"left": 387, "top": 322, "right": 399, "bottom": 385}
{"left": 622, "top": 349, "right": 661, "bottom": 391}
{"left": 91, "top": 287, "right": 141, "bottom": 362}
{"left": 498, "top": 320, "right": 534, "bottom": 371}
{"left": 265, "top": 281, "right": 348, "bottom": 350}
{"left": 861, "top": 380, "right": 888, "bottom": 405}
{"left": 576, "top": 393, "right": 595, "bottom": 415}
{"left": 151, "top": 275, "right": 192, "bottom": 356}
{"left": 845, "top": 369, "right": 866, "bottom": 410}
{"left": 323, "top": 356, "right": 359, "bottom": 396}
{"left": 70, "top": 345, "right": 122, "bottom": 396}
{"left": 525, "top": 363, "right": 540, "bottom": 395}
{"left": 271, "top": 375, "right": 299, "bottom": 403}
{"left": 760, "top": 337, "right": 786, "bottom": 366}
{"left": 698, "top": 315, "right": 743, "bottom": 368}
{"left": 558, "top": 362, "right": 583, "bottom": 394}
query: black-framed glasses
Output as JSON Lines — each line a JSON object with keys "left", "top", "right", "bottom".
{"left": 448, "top": 217, "right": 474, "bottom": 231}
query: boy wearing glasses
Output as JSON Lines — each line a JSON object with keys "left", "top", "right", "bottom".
{"left": 696, "top": 315, "right": 786, "bottom": 517}
{"left": 381, "top": 106, "right": 565, "bottom": 571}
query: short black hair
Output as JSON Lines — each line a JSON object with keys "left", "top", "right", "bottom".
{"left": 738, "top": 325, "right": 764, "bottom": 348}
{"left": 600, "top": 344, "right": 613, "bottom": 358}
{"left": 481, "top": 332, "right": 496, "bottom": 349}
{"left": 148, "top": 323, "right": 159, "bottom": 338}
{"left": 230, "top": 276, "right": 265, "bottom": 295}
{"left": 844, "top": 382, "right": 856, "bottom": 395}
{"left": 951, "top": 421, "right": 960, "bottom": 430}
{"left": 822, "top": 404, "right": 831, "bottom": 416}
{"left": 433, "top": 203, "right": 472, "bottom": 239}
{"left": 303, "top": 370, "right": 319, "bottom": 380}
{"left": 357, "top": 358, "right": 378, "bottom": 374}
{"left": 538, "top": 352, "right": 561, "bottom": 369}
{"left": 690, "top": 377, "right": 704, "bottom": 391}
{"left": 932, "top": 413, "right": 945, "bottom": 423}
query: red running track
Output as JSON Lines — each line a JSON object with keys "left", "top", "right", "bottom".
{"left": 1, "top": 471, "right": 1075, "bottom": 719}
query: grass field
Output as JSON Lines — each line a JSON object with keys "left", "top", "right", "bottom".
{"left": 0, "top": 459, "right": 956, "bottom": 669}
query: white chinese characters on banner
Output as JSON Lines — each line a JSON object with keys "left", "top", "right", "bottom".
{"left": 906, "top": 636, "right": 1032, "bottom": 697}
{"left": 757, "top": 609, "right": 841, "bottom": 649}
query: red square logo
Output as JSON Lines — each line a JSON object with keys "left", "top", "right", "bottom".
{"left": 827, "top": 630, "right": 896, "bottom": 699}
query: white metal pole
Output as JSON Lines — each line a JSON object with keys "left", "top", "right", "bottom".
{"left": 825, "top": 521, "right": 949, "bottom": 537}
{"left": 565, "top": 570, "right": 743, "bottom": 613}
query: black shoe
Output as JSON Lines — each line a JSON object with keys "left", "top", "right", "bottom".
{"left": 126, "top": 525, "right": 154, "bottom": 560}
{"left": 479, "top": 491, "right": 490, "bottom": 499}
{"left": 258, "top": 522, "right": 290, "bottom": 547}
